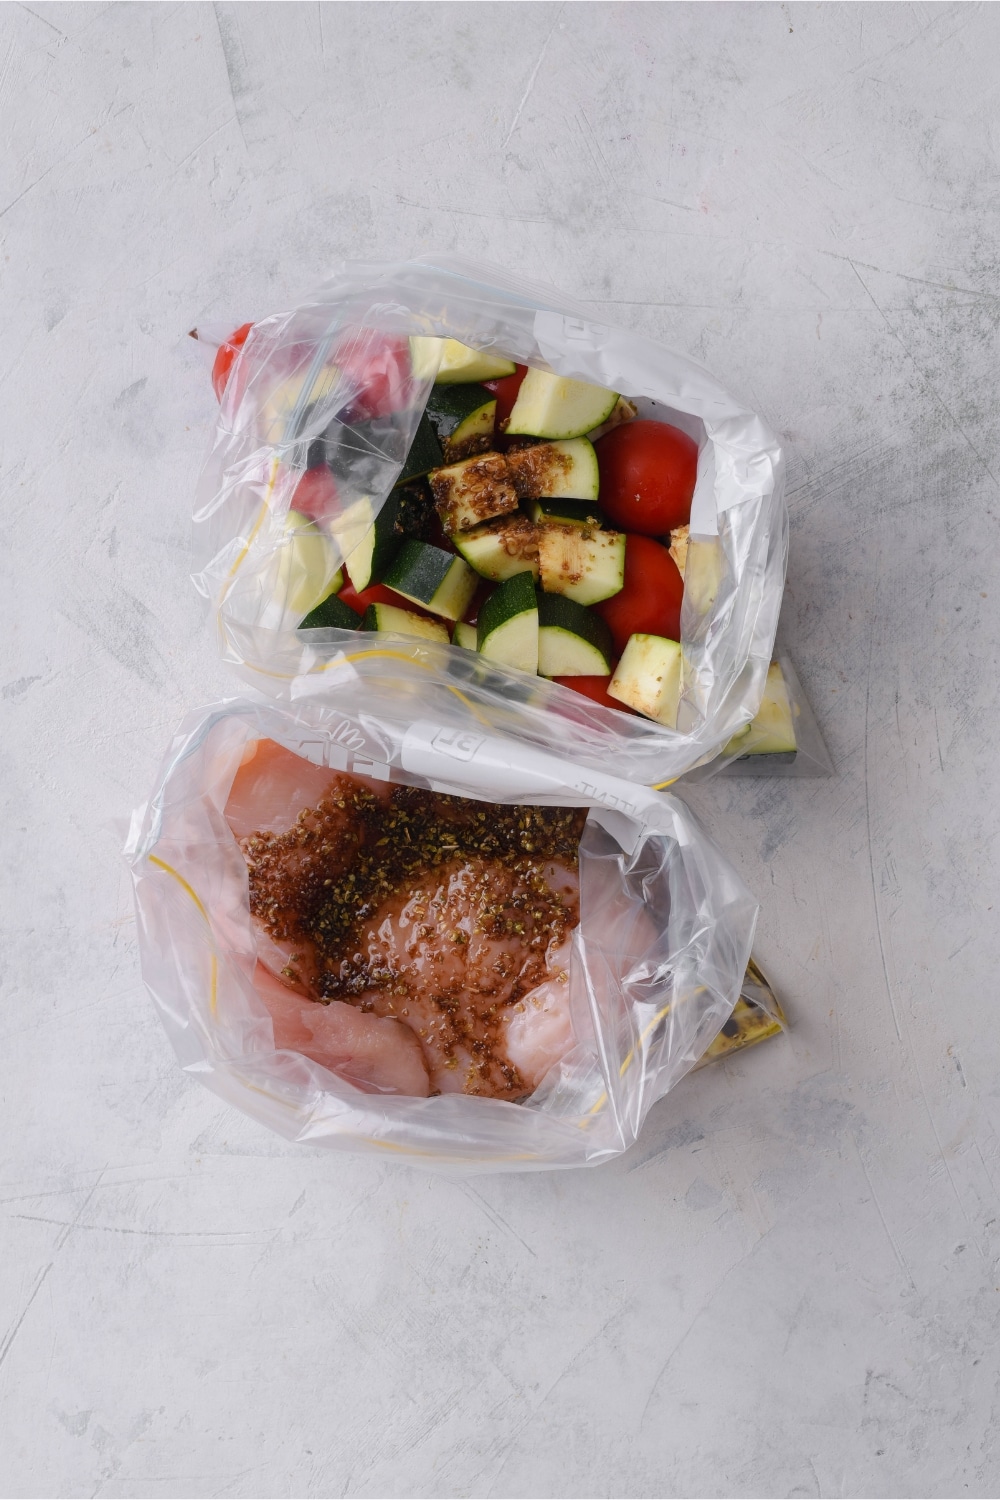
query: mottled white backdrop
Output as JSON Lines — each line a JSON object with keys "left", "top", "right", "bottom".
{"left": 3, "top": 4, "right": 999, "bottom": 1497}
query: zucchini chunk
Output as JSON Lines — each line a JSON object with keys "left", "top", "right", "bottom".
{"left": 506, "top": 369, "right": 619, "bottom": 440}
{"left": 536, "top": 593, "right": 614, "bottom": 677}
{"left": 397, "top": 412, "right": 443, "bottom": 484}
{"left": 453, "top": 516, "right": 540, "bottom": 582}
{"left": 725, "top": 662, "right": 797, "bottom": 759}
{"left": 476, "top": 572, "right": 539, "bottom": 673}
{"left": 537, "top": 522, "right": 625, "bottom": 605}
{"left": 410, "top": 337, "right": 516, "bottom": 384}
{"left": 360, "top": 603, "right": 450, "bottom": 644}
{"left": 505, "top": 438, "right": 599, "bottom": 501}
{"left": 298, "top": 592, "right": 362, "bottom": 632}
{"left": 382, "top": 540, "right": 479, "bottom": 621}
{"left": 451, "top": 621, "right": 478, "bottom": 651}
{"left": 528, "top": 498, "right": 604, "bottom": 527}
{"left": 608, "top": 634, "right": 683, "bottom": 726}
{"left": 429, "top": 452, "right": 519, "bottom": 535}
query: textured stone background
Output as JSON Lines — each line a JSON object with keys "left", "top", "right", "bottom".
{"left": 3, "top": 3, "right": 1000, "bottom": 1496}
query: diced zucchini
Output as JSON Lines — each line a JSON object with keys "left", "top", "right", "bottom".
{"left": 476, "top": 572, "right": 539, "bottom": 673}
{"left": 451, "top": 621, "right": 478, "bottom": 651}
{"left": 587, "top": 395, "right": 638, "bottom": 442}
{"left": 429, "top": 452, "right": 519, "bottom": 535}
{"left": 536, "top": 594, "right": 614, "bottom": 677}
{"left": 506, "top": 438, "right": 599, "bottom": 501}
{"left": 453, "top": 516, "right": 540, "bottom": 582}
{"left": 277, "top": 510, "right": 343, "bottom": 614}
{"left": 506, "top": 370, "right": 619, "bottom": 440}
{"left": 397, "top": 412, "right": 444, "bottom": 484}
{"left": 446, "top": 399, "right": 496, "bottom": 459}
{"left": 608, "top": 634, "right": 683, "bottom": 727}
{"left": 298, "top": 592, "right": 362, "bottom": 632}
{"left": 684, "top": 537, "right": 723, "bottom": 615}
{"left": 382, "top": 540, "right": 478, "bottom": 621}
{"left": 425, "top": 383, "right": 494, "bottom": 440}
{"left": 528, "top": 498, "right": 604, "bottom": 527}
{"left": 360, "top": 603, "right": 450, "bottom": 644}
{"left": 725, "top": 663, "right": 798, "bottom": 758}
{"left": 343, "top": 491, "right": 404, "bottom": 592}
{"left": 410, "top": 337, "right": 516, "bottom": 384}
{"left": 537, "top": 523, "right": 625, "bottom": 606}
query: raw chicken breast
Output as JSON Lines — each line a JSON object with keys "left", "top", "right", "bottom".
{"left": 225, "top": 738, "right": 587, "bottom": 1101}
{"left": 252, "top": 963, "right": 431, "bottom": 1097}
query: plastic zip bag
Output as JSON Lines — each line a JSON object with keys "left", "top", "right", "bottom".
{"left": 193, "top": 255, "right": 787, "bottom": 787}
{"left": 124, "top": 696, "right": 758, "bottom": 1173}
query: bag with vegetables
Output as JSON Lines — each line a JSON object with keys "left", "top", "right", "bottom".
{"left": 193, "top": 257, "right": 787, "bottom": 786}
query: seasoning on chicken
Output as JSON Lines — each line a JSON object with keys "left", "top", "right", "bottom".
{"left": 226, "top": 740, "right": 586, "bottom": 1100}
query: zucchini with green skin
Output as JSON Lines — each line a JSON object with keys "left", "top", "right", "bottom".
{"left": 382, "top": 540, "right": 479, "bottom": 621}
{"left": 536, "top": 593, "right": 614, "bottom": 677}
{"left": 278, "top": 510, "right": 343, "bottom": 614}
{"left": 343, "top": 491, "right": 404, "bottom": 592}
{"left": 429, "top": 452, "right": 519, "bottom": 534}
{"left": 453, "top": 516, "right": 539, "bottom": 582}
{"left": 360, "top": 603, "right": 450, "bottom": 644}
{"left": 425, "top": 383, "right": 494, "bottom": 440}
{"left": 724, "top": 662, "right": 797, "bottom": 759}
{"left": 608, "top": 634, "right": 682, "bottom": 726}
{"left": 476, "top": 571, "right": 539, "bottom": 673}
{"left": 298, "top": 592, "right": 362, "bottom": 632}
{"left": 410, "top": 337, "right": 516, "bottom": 384}
{"left": 451, "top": 621, "right": 478, "bottom": 651}
{"left": 397, "top": 412, "right": 444, "bottom": 484}
{"left": 506, "top": 370, "right": 619, "bottom": 440}
{"left": 527, "top": 498, "right": 604, "bottom": 528}
{"left": 506, "top": 438, "right": 599, "bottom": 501}
{"left": 537, "top": 523, "right": 625, "bottom": 606}
{"left": 446, "top": 399, "right": 496, "bottom": 459}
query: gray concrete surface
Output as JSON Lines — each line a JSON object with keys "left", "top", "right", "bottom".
{"left": 3, "top": 3, "right": 1000, "bottom": 1496}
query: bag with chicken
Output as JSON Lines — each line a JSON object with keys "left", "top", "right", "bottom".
{"left": 192, "top": 255, "right": 786, "bottom": 788}
{"left": 126, "top": 694, "right": 757, "bottom": 1172}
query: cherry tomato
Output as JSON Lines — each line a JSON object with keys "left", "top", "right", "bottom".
{"left": 594, "top": 534, "right": 683, "bottom": 655}
{"left": 551, "top": 674, "right": 637, "bottom": 714}
{"left": 290, "top": 466, "right": 339, "bottom": 524}
{"left": 595, "top": 419, "right": 698, "bottom": 535}
{"left": 211, "top": 323, "right": 254, "bottom": 402}
{"left": 492, "top": 364, "right": 528, "bottom": 436}
{"left": 334, "top": 334, "right": 411, "bottom": 421}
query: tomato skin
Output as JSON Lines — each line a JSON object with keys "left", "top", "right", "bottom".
{"left": 211, "top": 323, "right": 253, "bottom": 402}
{"left": 551, "top": 674, "right": 637, "bottom": 714}
{"left": 594, "top": 534, "right": 684, "bottom": 655}
{"left": 595, "top": 419, "right": 698, "bottom": 534}
{"left": 290, "top": 465, "right": 339, "bottom": 524}
{"left": 492, "top": 364, "right": 528, "bottom": 437}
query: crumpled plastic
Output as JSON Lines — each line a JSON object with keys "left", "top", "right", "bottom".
{"left": 192, "top": 255, "right": 787, "bottom": 787}
{"left": 125, "top": 694, "right": 758, "bottom": 1173}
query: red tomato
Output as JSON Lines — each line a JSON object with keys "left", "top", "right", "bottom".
{"left": 594, "top": 534, "right": 683, "bottom": 656}
{"left": 551, "top": 674, "right": 637, "bottom": 714}
{"left": 334, "top": 334, "right": 411, "bottom": 421}
{"left": 595, "top": 419, "right": 697, "bottom": 534}
{"left": 492, "top": 364, "right": 528, "bottom": 436}
{"left": 290, "top": 466, "right": 339, "bottom": 524}
{"left": 211, "top": 322, "right": 253, "bottom": 402}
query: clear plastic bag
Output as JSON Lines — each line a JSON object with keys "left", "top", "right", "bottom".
{"left": 124, "top": 695, "right": 758, "bottom": 1172}
{"left": 193, "top": 256, "right": 787, "bottom": 788}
